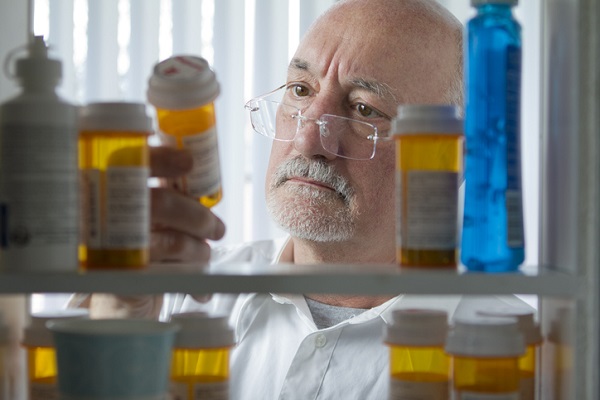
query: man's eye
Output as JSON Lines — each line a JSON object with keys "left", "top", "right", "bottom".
{"left": 292, "top": 85, "right": 310, "bottom": 97}
{"left": 356, "top": 104, "right": 377, "bottom": 118}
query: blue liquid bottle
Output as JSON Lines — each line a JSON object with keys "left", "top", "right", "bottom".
{"left": 461, "top": 0, "right": 525, "bottom": 272}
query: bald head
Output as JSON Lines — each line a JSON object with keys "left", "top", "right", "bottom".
{"left": 323, "top": 0, "right": 461, "bottom": 30}
{"left": 302, "top": 0, "right": 464, "bottom": 110}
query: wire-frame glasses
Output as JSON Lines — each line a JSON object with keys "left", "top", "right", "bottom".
{"left": 245, "top": 85, "right": 390, "bottom": 160}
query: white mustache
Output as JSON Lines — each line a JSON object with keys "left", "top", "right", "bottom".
{"left": 272, "top": 157, "right": 355, "bottom": 205}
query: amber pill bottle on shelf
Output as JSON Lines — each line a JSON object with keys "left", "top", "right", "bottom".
{"left": 169, "top": 312, "right": 235, "bottom": 400}
{"left": 78, "top": 102, "right": 152, "bottom": 270}
{"left": 385, "top": 308, "right": 450, "bottom": 399}
{"left": 477, "top": 307, "right": 542, "bottom": 400}
{"left": 392, "top": 104, "right": 463, "bottom": 268}
{"left": 446, "top": 315, "right": 525, "bottom": 399}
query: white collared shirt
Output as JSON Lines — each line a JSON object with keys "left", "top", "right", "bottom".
{"left": 225, "top": 292, "right": 464, "bottom": 400}
{"left": 167, "top": 237, "right": 532, "bottom": 400}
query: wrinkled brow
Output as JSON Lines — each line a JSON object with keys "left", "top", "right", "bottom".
{"left": 350, "top": 78, "right": 398, "bottom": 102}
{"left": 290, "top": 58, "right": 309, "bottom": 71}
{"left": 289, "top": 58, "right": 397, "bottom": 102}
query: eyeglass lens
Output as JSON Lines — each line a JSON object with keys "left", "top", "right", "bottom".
{"left": 318, "top": 115, "right": 376, "bottom": 160}
{"left": 248, "top": 93, "right": 377, "bottom": 160}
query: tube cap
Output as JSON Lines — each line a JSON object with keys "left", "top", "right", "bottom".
{"left": 445, "top": 315, "right": 525, "bottom": 357}
{"left": 392, "top": 104, "right": 462, "bottom": 136}
{"left": 477, "top": 306, "right": 542, "bottom": 346}
{"left": 147, "top": 55, "right": 220, "bottom": 110}
{"left": 15, "top": 36, "right": 62, "bottom": 88}
{"left": 79, "top": 102, "right": 153, "bottom": 133}
{"left": 171, "top": 312, "right": 235, "bottom": 349}
{"left": 23, "top": 309, "right": 90, "bottom": 347}
{"left": 385, "top": 308, "right": 448, "bottom": 346}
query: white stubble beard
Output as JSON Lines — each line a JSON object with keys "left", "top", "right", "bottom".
{"left": 266, "top": 157, "right": 358, "bottom": 242}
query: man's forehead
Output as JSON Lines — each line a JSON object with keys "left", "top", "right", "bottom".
{"left": 289, "top": 0, "right": 461, "bottom": 105}
{"left": 288, "top": 57, "right": 398, "bottom": 102}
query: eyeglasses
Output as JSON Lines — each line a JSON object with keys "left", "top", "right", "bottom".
{"left": 244, "top": 85, "right": 391, "bottom": 160}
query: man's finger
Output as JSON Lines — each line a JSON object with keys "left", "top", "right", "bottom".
{"left": 150, "top": 146, "right": 193, "bottom": 178}
{"left": 150, "top": 229, "right": 212, "bottom": 263}
{"left": 151, "top": 187, "right": 226, "bottom": 240}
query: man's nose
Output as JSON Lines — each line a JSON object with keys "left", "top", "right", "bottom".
{"left": 293, "top": 117, "right": 337, "bottom": 160}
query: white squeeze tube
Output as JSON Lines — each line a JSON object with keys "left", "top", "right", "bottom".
{"left": 0, "top": 35, "right": 79, "bottom": 273}
{"left": 0, "top": 5, "right": 76, "bottom": 400}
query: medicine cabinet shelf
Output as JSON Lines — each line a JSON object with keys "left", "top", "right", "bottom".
{"left": 0, "top": 263, "right": 580, "bottom": 297}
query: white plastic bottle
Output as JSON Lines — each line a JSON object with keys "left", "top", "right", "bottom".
{"left": 0, "top": 36, "right": 79, "bottom": 272}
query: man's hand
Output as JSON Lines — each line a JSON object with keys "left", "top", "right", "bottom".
{"left": 149, "top": 146, "right": 226, "bottom": 263}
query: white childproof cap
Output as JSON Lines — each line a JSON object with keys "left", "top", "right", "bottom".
{"left": 170, "top": 312, "right": 235, "bottom": 348}
{"left": 385, "top": 308, "right": 449, "bottom": 346}
{"left": 445, "top": 314, "right": 525, "bottom": 357}
{"left": 147, "top": 55, "right": 220, "bottom": 110}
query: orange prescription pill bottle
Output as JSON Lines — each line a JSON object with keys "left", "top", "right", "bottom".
{"left": 384, "top": 309, "right": 450, "bottom": 399}
{"left": 169, "top": 312, "right": 235, "bottom": 400}
{"left": 445, "top": 315, "right": 525, "bottom": 399}
{"left": 146, "top": 55, "right": 222, "bottom": 207}
{"left": 477, "top": 307, "right": 542, "bottom": 400}
{"left": 392, "top": 105, "right": 463, "bottom": 268}
{"left": 78, "top": 102, "right": 152, "bottom": 270}
{"left": 22, "top": 309, "right": 89, "bottom": 400}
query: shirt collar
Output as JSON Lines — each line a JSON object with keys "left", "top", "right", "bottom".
{"left": 269, "top": 293, "right": 463, "bottom": 327}
{"left": 274, "top": 236, "right": 294, "bottom": 263}
{"left": 270, "top": 293, "right": 405, "bottom": 328}
{"left": 272, "top": 237, "right": 405, "bottom": 327}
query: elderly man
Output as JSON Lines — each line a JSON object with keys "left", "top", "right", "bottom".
{"left": 81, "top": 0, "right": 531, "bottom": 398}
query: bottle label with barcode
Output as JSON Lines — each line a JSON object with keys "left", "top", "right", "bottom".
{"left": 82, "top": 167, "right": 150, "bottom": 249}
{"left": 505, "top": 44, "right": 524, "bottom": 248}
{"left": 105, "top": 167, "right": 150, "bottom": 248}
{"left": 182, "top": 127, "right": 221, "bottom": 198}
{"left": 81, "top": 169, "right": 102, "bottom": 248}
{"left": 505, "top": 190, "right": 524, "bottom": 247}
{"left": 0, "top": 126, "right": 79, "bottom": 266}
{"left": 398, "top": 170, "right": 459, "bottom": 250}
